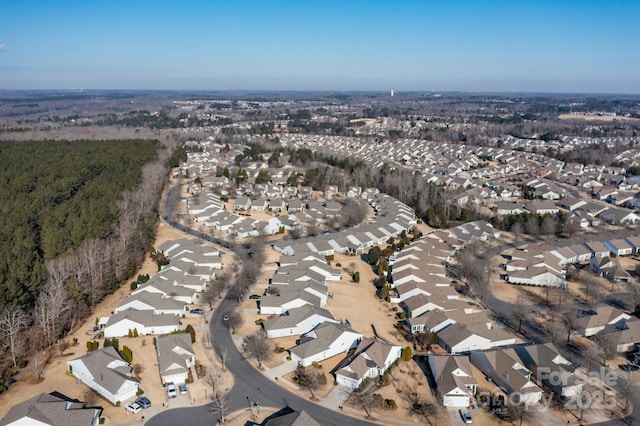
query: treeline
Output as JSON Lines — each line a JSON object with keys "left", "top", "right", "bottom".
{"left": 0, "top": 139, "right": 174, "bottom": 389}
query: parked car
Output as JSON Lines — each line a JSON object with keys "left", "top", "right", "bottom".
{"left": 249, "top": 294, "right": 261, "bottom": 300}
{"left": 620, "top": 363, "right": 639, "bottom": 372}
{"left": 135, "top": 396, "right": 151, "bottom": 408}
{"left": 179, "top": 383, "right": 187, "bottom": 394}
{"left": 222, "top": 314, "right": 229, "bottom": 321}
{"left": 459, "top": 409, "right": 473, "bottom": 424}
{"left": 167, "top": 382, "right": 177, "bottom": 399}
{"left": 125, "top": 401, "right": 142, "bottom": 414}
{"left": 190, "top": 308, "right": 204, "bottom": 314}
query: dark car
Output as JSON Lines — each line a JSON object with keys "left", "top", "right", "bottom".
{"left": 190, "top": 308, "right": 204, "bottom": 314}
{"left": 459, "top": 409, "right": 473, "bottom": 424}
{"left": 135, "top": 396, "right": 151, "bottom": 408}
{"left": 249, "top": 294, "right": 261, "bottom": 300}
{"left": 620, "top": 363, "right": 639, "bottom": 372}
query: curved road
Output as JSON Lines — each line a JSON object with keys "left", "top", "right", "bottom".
{"left": 149, "top": 183, "right": 378, "bottom": 425}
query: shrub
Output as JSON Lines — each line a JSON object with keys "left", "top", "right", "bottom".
{"left": 353, "top": 271, "right": 360, "bottom": 282}
{"left": 255, "top": 319, "right": 264, "bottom": 325}
{"left": 133, "top": 328, "right": 139, "bottom": 338}
{"left": 136, "top": 388, "right": 144, "bottom": 396}
{"left": 115, "top": 401, "right": 121, "bottom": 407}
{"left": 99, "top": 417, "right": 105, "bottom": 424}
{"left": 311, "top": 361, "right": 322, "bottom": 369}
{"left": 185, "top": 324, "right": 196, "bottom": 344}
{"left": 130, "top": 281, "right": 138, "bottom": 291}
{"left": 384, "top": 399, "right": 397, "bottom": 409}
{"left": 402, "top": 346, "right": 412, "bottom": 361}
{"left": 18, "top": 359, "right": 28, "bottom": 369}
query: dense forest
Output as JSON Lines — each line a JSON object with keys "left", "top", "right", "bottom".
{"left": 0, "top": 139, "right": 158, "bottom": 309}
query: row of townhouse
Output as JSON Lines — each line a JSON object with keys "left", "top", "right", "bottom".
{"left": 572, "top": 303, "right": 640, "bottom": 353}
{"left": 255, "top": 246, "right": 403, "bottom": 389}
{"left": 273, "top": 193, "right": 416, "bottom": 257}
{"left": 429, "top": 343, "right": 583, "bottom": 408}
{"left": 387, "top": 222, "right": 518, "bottom": 353}
{"left": 102, "top": 238, "right": 223, "bottom": 337}
{"left": 65, "top": 238, "right": 214, "bottom": 405}
{"left": 503, "top": 234, "right": 640, "bottom": 286}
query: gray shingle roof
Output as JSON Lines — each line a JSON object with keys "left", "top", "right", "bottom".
{"left": 0, "top": 392, "right": 101, "bottom": 426}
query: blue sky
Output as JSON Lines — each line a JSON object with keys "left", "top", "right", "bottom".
{"left": 1, "top": 0, "right": 639, "bottom": 93}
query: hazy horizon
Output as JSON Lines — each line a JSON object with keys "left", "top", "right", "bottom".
{"left": 2, "top": 1, "right": 639, "bottom": 94}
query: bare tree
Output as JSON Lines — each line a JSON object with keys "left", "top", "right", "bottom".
{"left": 0, "top": 304, "right": 28, "bottom": 367}
{"left": 32, "top": 352, "right": 50, "bottom": 381}
{"left": 511, "top": 222, "right": 524, "bottom": 242}
{"left": 83, "top": 388, "right": 99, "bottom": 407}
{"left": 541, "top": 215, "right": 556, "bottom": 236}
{"left": 56, "top": 340, "right": 70, "bottom": 357}
{"left": 226, "top": 310, "right": 243, "bottom": 334}
{"left": 218, "top": 347, "right": 230, "bottom": 372}
{"left": 525, "top": 215, "right": 539, "bottom": 235}
{"left": 207, "top": 369, "right": 223, "bottom": 399}
{"left": 350, "top": 379, "right": 376, "bottom": 418}
{"left": 562, "top": 309, "right": 580, "bottom": 343}
{"left": 243, "top": 332, "right": 272, "bottom": 368}
{"left": 294, "top": 366, "right": 323, "bottom": 399}
{"left": 342, "top": 198, "right": 369, "bottom": 226}
{"left": 132, "top": 363, "right": 144, "bottom": 380}
{"left": 211, "top": 396, "right": 231, "bottom": 424}
{"left": 510, "top": 297, "right": 527, "bottom": 332}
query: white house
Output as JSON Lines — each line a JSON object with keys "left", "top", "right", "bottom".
{"left": 0, "top": 392, "right": 102, "bottom": 426}
{"left": 67, "top": 347, "right": 139, "bottom": 405}
{"left": 438, "top": 323, "right": 516, "bottom": 354}
{"left": 115, "top": 292, "right": 186, "bottom": 316}
{"left": 428, "top": 355, "right": 477, "bottom": 407}
{"left": 507, "top": 267, "right": 565, "bottom": 287}
{"left": 513, "top": 343, "right": 583, "bottom": 398}
{"left": 289, "top": 322, "right": 362, "bottom": 367}
{"left": 103, "top": 310, "right": 180, "bottom": 337}
{"left": 156, "top": 333, "right": 195, "bottom": 385}
{"left": 334, "top": 338, "right": 402, "bottom": 388}
{"left": 262, "top": 305, "right": 338, "bottom": 339}
{"left": 470, "top": 348, "right": 543, "bottom": 406}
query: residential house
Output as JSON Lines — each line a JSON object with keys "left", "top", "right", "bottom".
{"left": 334, "top": 338, "right": 402, "bottom": 388}
{"left": 513, "top": 343, "right": 583, "bottom": 398}
{"left": 428, "top": 355, "right": 477, "bottom": 407}
{"left": 599, "top": 208, "right": 640, "bottom": 225}
{"left": 156, "top": 333, "right": 195, "bottom": 385}
{"left": 103, "top": 310, "right": 180, "bottom": 337}
{"left": 507, "top": 266, "right": 565, "bottom": 287}
{"left": 0, "top": 393, "right": 102, "bottom": 426}
{"left": 115, "top": 292, "right": 186, "bottom": 316}
{"left": 470, "top": 348, "right": 543, "bottom": 406}
{"left": 603, "top": 238, "right": 633, "bottom": 256}
{"left": 494, "top": 201, "right": 524, "bottom": 216}
{"left": 67, "top": 347, "right": 139, "bottom": 405}
{"left": 262, "top": 305, "right": 339, "bottom": 338}
{"left": 438, "top": 323, "right": 516, "bottom": 354}
{"left": 233, "top": 197, "right": 252, "bottom": 211}
{"left": 263, "top": 409, "right": 324, "bottom": 426}
{"left": 289, "top": 322, "right": 362, "bottom": 367}
{"left": 583, "top": 241, "right": 611, "bottom": 259}
{"left": 574, "top": 304, "right": 630, "bottom": 337}
{"left": 603, "top": 318, "right": 640, "bottom": 352}
{"left": 523, "top": 201, "right": 560, "bottom": 215}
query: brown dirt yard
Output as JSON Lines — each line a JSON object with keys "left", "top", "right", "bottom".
{"left": 0, "top": 221, "right": 235, "bottom": 425}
